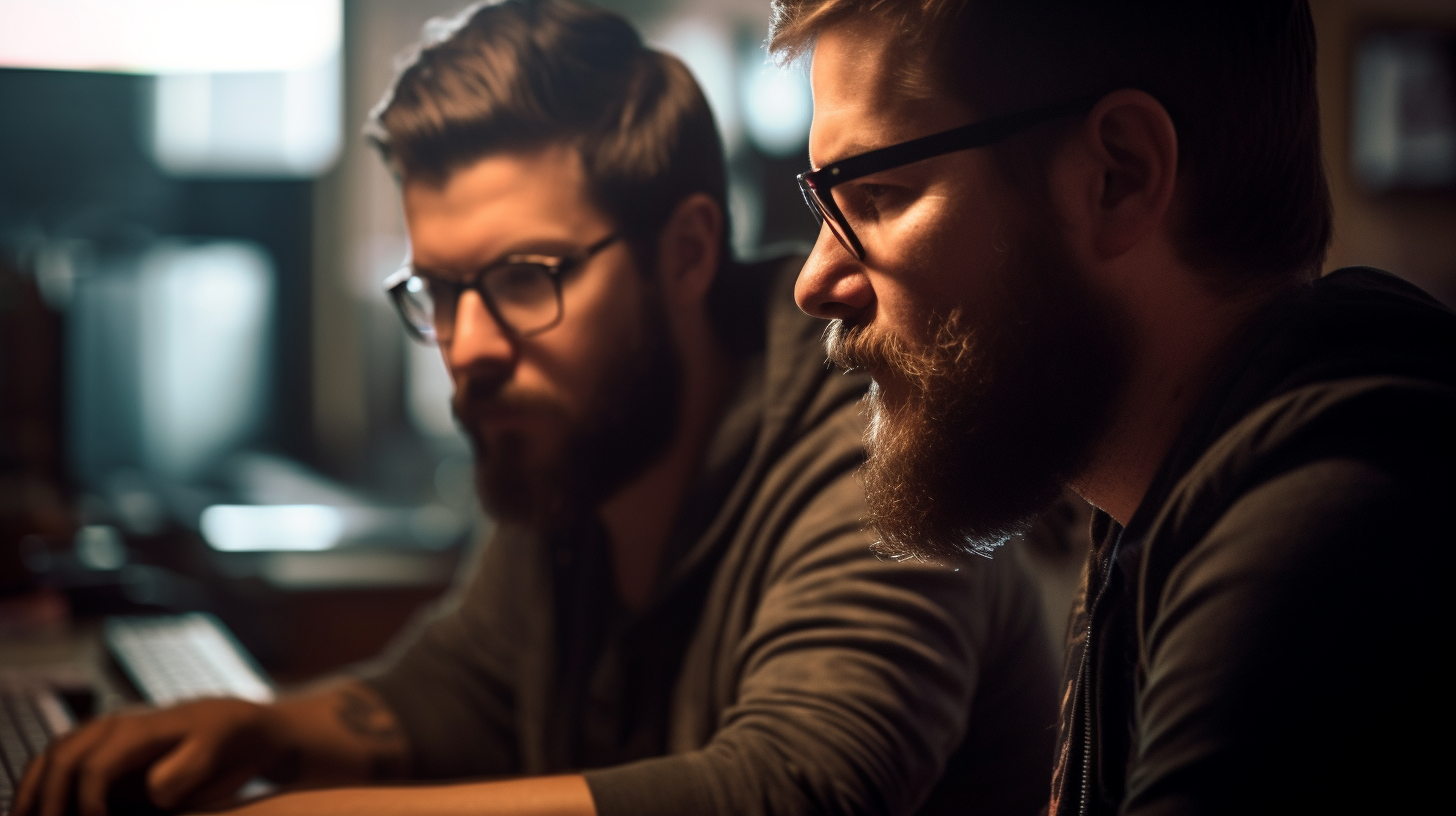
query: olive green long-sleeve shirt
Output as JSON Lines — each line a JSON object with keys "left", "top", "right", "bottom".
{"left": 365, "top": 256, "right": 1059, "bottom": 816}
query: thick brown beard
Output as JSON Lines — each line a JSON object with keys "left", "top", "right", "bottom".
{"left": 826, "top": 228, "right": 1127, "bottom": 563}
{"left": 453, "top": 284, "right": 681, "bottom": 533}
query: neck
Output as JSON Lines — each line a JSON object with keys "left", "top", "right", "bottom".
{"left": 599, "top": 335, "right": 739, "bottom": 612}
{"left": 1071, "top": 267, "right": 1287, "bottom": 525}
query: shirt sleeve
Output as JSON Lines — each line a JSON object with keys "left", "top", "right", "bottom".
{"left": 1121, "top": 459, "right": 1448, "bottom": 816}
{"left": 358, "top": 528, "right": 532, "bottom": 780}
{"left": 584, "top": 463, "right": 1056, "bottom": 816}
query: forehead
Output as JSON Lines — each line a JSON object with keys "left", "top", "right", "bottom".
{"left": 808, "top": 18, "right": 974, "bottom": 166}
{"left": 402, "top": 145, "right": 609, "bottom": 267}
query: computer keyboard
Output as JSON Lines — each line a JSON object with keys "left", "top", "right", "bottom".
{"left": 0, "top": 676, "right": 74, "bottom": 815}
{"left": 0, "top": 613, "right": 272, "bottom": 815}
{"left": 103, "top": 613, "right": 274, "bottom": 706}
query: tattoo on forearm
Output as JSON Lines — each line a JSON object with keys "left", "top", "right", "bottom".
{"left": 336, "top": 688, "right": 401, "bottom": 741}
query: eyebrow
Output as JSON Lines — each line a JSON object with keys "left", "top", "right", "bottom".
{"left": 413, "top": 238, "right": 583, "bottom": 279}
{"left": 812, "top": 140, "right": 886, "bottom": 170}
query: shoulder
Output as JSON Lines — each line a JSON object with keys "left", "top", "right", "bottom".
{"left": 1150, "top": 375, "right": 1453, "bottom": 552}
{"left": 1160, "top": 456, "right": 1433, "bottom": 622}
{"left": 1138, "top": 375, "right": 1453, "bottom": 643}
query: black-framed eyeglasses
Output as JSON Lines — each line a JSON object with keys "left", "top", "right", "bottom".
{"left": 385, "top": 232, "right": 620, "bottom": 344}
{"left": 797, "top": 98, "right": 1094, "bottom": 260}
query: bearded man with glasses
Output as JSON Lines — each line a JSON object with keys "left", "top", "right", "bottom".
{"left": 772, "top": 1, "right": 1454, "bottom": 815}
{"left": 14, "top": 2, "right": 1063, "bottom": 815}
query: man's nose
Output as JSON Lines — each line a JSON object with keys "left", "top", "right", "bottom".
{"left": 446, "top": 289, "right": 515, "bottom": 374}
{"left": 794, "top": 226, "right": 875, "bottom": 321}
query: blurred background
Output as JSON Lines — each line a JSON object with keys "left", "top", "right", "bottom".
{"left": 1, "top": 0, "right": 1453, "bottom": 680}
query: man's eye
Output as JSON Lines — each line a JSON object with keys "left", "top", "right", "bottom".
{"left": 865, "top": 183, "right": 915, "bottom": 212}
{"left": 838, "top": 183, "right": 904, "bottom": 223}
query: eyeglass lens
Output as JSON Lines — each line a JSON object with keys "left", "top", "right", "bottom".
{"left": 482, "top": 262, "right": 561, "bottom": 334}
{"left": 799, "top": 177, "right": 863, "bottom": 260}
{"left": 395, "top": 262, "right": 562, "bottom": 343}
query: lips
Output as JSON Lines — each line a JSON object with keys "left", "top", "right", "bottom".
{"left": 456, "top": 390, "right": 577, "bottom": 439}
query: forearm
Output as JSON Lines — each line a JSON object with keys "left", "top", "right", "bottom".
{"left": 261, "top": 680, "right": 410, "bottom": 786}
{"left": 215, "top": 775, "right": 595, "bottom": 816}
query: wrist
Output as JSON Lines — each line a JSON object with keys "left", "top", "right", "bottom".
{"left": 257, "top": 681, "right": 410, "bottom": 784}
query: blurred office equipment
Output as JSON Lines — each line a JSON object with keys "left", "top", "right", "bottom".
{"left": 0, "top": 613, "right": 271, "bottom": 814}
{"left": 67, "top": 240, "right": 273, "bottom": 488}
{"left": 103, "top": 613, "right": 272, "bottom": 706}
{"left": 1352, "top": 27, "right": 1456, "bottom": 192}
{"left": 0, "top": 0, "right": 343, "bottom": 177}
{"left": 0, "top": 672, "right": 76, "bottom": 814}
{"left": 0, "top": 252, "right": 68, "bottom": 599}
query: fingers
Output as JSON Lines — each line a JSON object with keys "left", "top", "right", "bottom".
{"left": 74, "top": 718, "right": 181, "bottom": 816}
{"left": 14, "top": 699, "right": 272, "bottom": 816}
{"left": 148, "top": 735, "right": 240, "bottom": 810}
{"left": 11, "top": 743, "right": 50, "bottom": 816}
{"left": 14, "top": 715, "right": 117, "bottom": 816}
{"left": 151, "top": 701, "right": 278, "bottom": 811}
{"left": 12, "top": 710, "right": 183, "bottom": 816}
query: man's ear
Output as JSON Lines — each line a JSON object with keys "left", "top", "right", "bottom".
{"left": 655, "top": 192, "right": 724, "bottom": 308}
{"left": 1060, "top": 89, "right": 1179, "bottom": 261}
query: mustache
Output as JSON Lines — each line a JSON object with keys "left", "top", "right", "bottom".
{"left": 452, "top": 374, "right": 565, "bottom": 425}
{"left": 824, "top": 312, "right": 977, "bottom": 395}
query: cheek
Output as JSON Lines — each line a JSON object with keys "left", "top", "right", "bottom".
{"left": 522, "top": 265, "right": 645, "bottom": 416}
{"left": 876, "top": 191, "right": 1015, "bottom": 332}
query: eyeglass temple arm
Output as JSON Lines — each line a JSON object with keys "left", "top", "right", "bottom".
{"left": 821, "top": 98, "right": 1096, "bottom": 184}
{"left": 582, "top": 232, "right": 620, "bottom": 257}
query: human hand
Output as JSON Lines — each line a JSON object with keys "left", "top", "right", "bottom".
{"left": 13, "top": 698, "right": 287, "bottom": 816}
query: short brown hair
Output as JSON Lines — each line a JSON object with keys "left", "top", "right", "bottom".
{"left": 770, "top": 0, "right": 1332, "bottom": 279}
{"left": 368, "top": 0, "right": 729, "bottom": 271}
